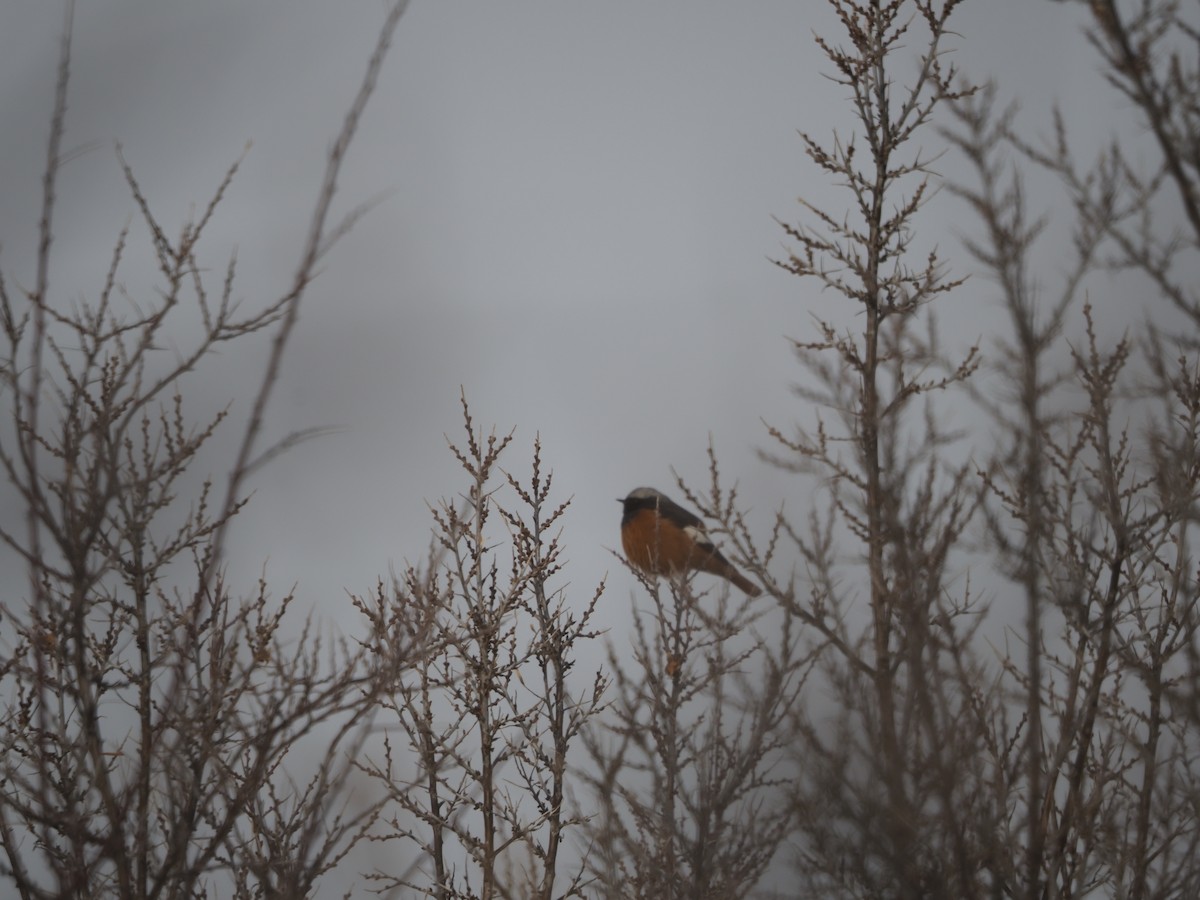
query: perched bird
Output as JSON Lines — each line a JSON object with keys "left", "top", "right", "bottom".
{"left": 618, "top": 486, "right": 761, "bottom": 597}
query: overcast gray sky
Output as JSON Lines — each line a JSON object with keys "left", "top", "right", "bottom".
{"left": 0, "top": 1, "right": 1119, "bottom": 636}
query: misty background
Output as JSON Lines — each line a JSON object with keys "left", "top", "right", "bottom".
{"left": 0, "top": 2, "right": 1123, "bottom": 658}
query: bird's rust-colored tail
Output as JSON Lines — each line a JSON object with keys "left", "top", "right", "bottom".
{"left": 695, "top": 550, "right": 761, "bottom": 597}
{"left": 726, "top": 568, "right": 762, "bottom": 598}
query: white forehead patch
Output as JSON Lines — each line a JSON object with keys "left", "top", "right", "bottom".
{"left": 627, "top": 486, "right": 661, "bottom": 501}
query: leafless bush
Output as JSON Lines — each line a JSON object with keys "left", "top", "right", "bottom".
{"left": 0, "top": 2, "right": 415, "bottom": 897}
{"left": 938, "top": 2, "right": 1200, "bottom": 891}
{"left": 762, "top": 2, "right": 988, "bottom": 896}
{"left": 355, "top": 395, "right": 605, "bottom": 900}
{"left": 583, "top": 461, "right": 811, "bottom": 900}
{"left": 752, "top": 0, "right": 1200, "bottom": 898}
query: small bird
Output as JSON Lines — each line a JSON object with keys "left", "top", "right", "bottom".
{"left": 618, "top": 487, "right": 761, "bottom": 597}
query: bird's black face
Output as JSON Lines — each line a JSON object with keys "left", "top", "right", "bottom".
{"left": 619, "top": 487, "right": 662, "bottom": 524}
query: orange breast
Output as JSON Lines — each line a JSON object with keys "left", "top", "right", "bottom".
{"left": 621, "top": 509, "right": 697, "bottom": 576}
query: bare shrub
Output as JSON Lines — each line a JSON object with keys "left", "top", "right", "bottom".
{"left": 355, "top": 396, "right": 605, "bottom": 900}
{"left": 583, "top": 461, "right": 811, "bottom": 900}
{"left": 755, "top": 0, "right": 1200, "bottom": 897}
{"left": 0, "top": 3, "right": 415, "bottom": 896}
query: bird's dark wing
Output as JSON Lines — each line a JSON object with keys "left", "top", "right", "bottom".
{"left": 657, "top": 496, "right": 710, "bottom": 547}
{"left": 656, "top": 494, "right": 707, "bottom": 533}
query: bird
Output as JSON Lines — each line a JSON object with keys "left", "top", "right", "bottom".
{"left": 618, "top": 486, "right": 761, "bottom": 597}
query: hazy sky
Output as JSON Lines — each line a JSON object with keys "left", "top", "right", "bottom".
{"left": 0, "top": 1, "right": 1119, "bottom": 637}
{"left": 4, "top": 1, "right": 1166, "bottom": 893}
